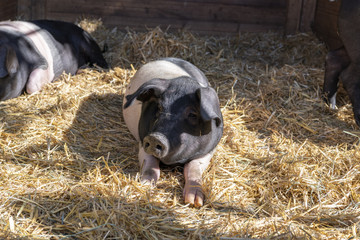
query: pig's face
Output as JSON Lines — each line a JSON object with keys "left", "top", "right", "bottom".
{"left": 0, "top": 45, "right": 25, "bottom": 101}
{"left": 124, "top": 77, "right": 223, "bottom": 165}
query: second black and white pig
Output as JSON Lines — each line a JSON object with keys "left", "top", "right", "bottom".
{"left": 323, "top": 0, "right": 360, "bottom": 126}
{"left": 123, "top": 58, "right": 223, "bottom": 207}
{"left": 0, "top": 19, "right": 108, "bottom": 101}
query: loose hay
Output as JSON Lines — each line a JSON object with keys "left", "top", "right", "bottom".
{"left": 0, "top": 19, "right": 359, "bottom": 239}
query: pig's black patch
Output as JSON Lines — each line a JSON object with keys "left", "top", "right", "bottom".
{"left": 127, "top": 76, "right": 223, "bottom": 165}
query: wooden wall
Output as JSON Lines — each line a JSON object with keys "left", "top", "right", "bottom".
{"left": 47, "top": 0, "right": 287, "bottom": 34}
{"left": 0, "top": 1, "right": 17, "bottom": 21}
{"left": 12, "top": 0, "right": 316, "bottom": 35}
{"left": 313, "top": 0, "right": 341, "bottom": 50}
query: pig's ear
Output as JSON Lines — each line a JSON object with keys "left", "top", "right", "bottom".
{"left": 4, "top": 47, "right": 18, "bottom": 76}
{"left": 0, "top": 46, "right": 8, "bottom": 78}
{"left": 196, "top": 87, "right": 222, "bottom": 128}
{"left": 124, "top": 78, "right": 170, "bottom": 108}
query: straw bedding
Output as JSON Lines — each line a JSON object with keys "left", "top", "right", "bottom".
{"left": 0, "top": 19, "right": 359, "bottom": 239}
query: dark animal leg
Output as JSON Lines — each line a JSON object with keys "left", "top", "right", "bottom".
{"left": 323, "top": 47, "right": 350, "bottom": 109}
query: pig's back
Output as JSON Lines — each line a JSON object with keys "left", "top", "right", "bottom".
{"left": 125, "top": 60, "right": 190, "bottom": 96}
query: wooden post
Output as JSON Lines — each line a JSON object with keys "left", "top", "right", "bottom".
{"left": 17, "top": 0, "right": 46, "bottom": 20}
{"left": 286, "top": 0, "right": 303, "bottom": 34}
{"left": 17, "top": 0, "right": 32, "bottom": 19}
{"left": 32, "top": 0, "right": 46, "bottom": 19}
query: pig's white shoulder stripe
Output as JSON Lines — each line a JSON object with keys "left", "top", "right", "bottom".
{"left": 127, "top": 60, "right": 192, "bottom": 94}
{"left": 139, "top": 60, "right": 191, "bottom": 80}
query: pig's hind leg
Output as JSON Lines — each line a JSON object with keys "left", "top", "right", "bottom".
{"left": 339, "top": 63, "right": 360, "bottom": 126}
{"left": 323, "top": 47, "right": 350, "bottom": 109}
{"left": 183, "top": 153, "right": 212, "bottom": 207}
{"left": 138, "top": 144, "right": 160, "bottom": 185}
{"left": 26, "top": 68, "right": 51, "bottom": 94}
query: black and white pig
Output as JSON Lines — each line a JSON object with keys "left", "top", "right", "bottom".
{"left": 323, "top": 0, "right": 360, "bottom": 126}
{"left": 123, "top": 58, "right": 223, "bottom": 207}
{"left": 0, "top": 19, "right": 108, "bottom": 101}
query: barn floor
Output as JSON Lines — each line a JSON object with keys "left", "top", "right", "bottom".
{"left": 0, "top": 19, "right": 359, "bottom": 239}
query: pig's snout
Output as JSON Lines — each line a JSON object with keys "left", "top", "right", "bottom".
{"left": 143, "top": 133, "right": 169, "bottom": 159}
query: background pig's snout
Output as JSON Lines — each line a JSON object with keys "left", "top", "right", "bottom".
{"left": 143, "top": 133, "right": 169, "bottom": 159}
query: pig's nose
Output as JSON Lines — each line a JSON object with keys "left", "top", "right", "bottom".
{"left": 143, "top": 133, "right": 169, "bottom": 159}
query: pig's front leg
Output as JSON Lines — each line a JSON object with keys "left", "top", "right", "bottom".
{"left": 183, "top": 153, "right": 212, "bottom": 207}
{"left": 138, "top": 143, "right": 160, "bottom": 185}
{"left": 323, "top": 47, "right": 350, "bottom": 109}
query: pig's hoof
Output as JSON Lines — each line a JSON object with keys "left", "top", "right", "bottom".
{"left": 140, "top": 170, "right": 159, "bottom": 186}
{"left": 140, "top": 177, "right": 156, "bottom": 186}
{"left": 184, "top": 180, "right": 205, "bottom": 208}
{"left": 329, "top": 103, "right": 337, "bottom": 110}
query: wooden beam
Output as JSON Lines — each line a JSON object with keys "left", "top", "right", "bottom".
{"left": 15, "top": 0, "right": 291, "bottom": 34}
{"left": 300, "top": 0, "right": 317, "bottom": 32}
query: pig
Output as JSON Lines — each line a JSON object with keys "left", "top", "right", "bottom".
{"left": 0, "top": 19, "right": 108, "bottom": 101}
{"left": 122, "top": 58, "right": 223, "bottom": 207}
{"left": 323, "top": 1, "right": 360, "bottom": 126}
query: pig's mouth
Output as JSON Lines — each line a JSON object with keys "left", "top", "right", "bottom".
{"left": 142, "top": 134, "right": 190, "bottom": 165}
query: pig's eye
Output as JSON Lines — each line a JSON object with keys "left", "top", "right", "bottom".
{"left": 158, "top": 103, "right": 163, "bottom": 112}
{"left": 187, "top": 110, "right": 199, "bottom": 125}
{"left": 188, "top": 112, "right": 197, "bottom": 119}
{"left": 155, "top": 103, "right": 163, "bottom": 117}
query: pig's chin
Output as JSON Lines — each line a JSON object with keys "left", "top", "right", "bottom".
{"left": 155, "top": 148, "right": 189, "bottom": 165}
{"left": 156, "top": 133, "right": 215, "bottom": 165}
{"left": 158, "top": 154, "right": 189, "bottom": 165}
{"left": 153, "top": 144, "right": 189, "bottom": 165}
{"left": 155, "top": 143, "right": 201, "bottom": 166}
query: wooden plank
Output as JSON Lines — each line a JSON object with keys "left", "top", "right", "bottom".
{"left": 32, "top": 0, "right": 46, "bottom": 19}
{"left": 48, "top": 12, "right": 284, "bottom": 35}
{"left": 47, "top": 0, "right": 286, "bottom": 24}
{"left": 46, "top": 0, "right": 288, "bottom": 35}
{"left": 17, "top": 0, "right": 46, "bottom": 20}
{"left": 17, "top": 0, "right": 32, "bottom": 19}
{"left": 0, "top": 1, "right": 17, "bottom": 20}
{"left": 159, "top": 0, "right": 286, "bottom": 6}
{"left": 80, "top": 0, "right": 287, "bottom": 8}
{"left": 285, "top": 0, "right": 303, "bottom": 34}
{"left": 299, "top": 0, "right": 316, "bottom": 32}
{"left": 18, "top": 0, "right": 290, "bottom": 34}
